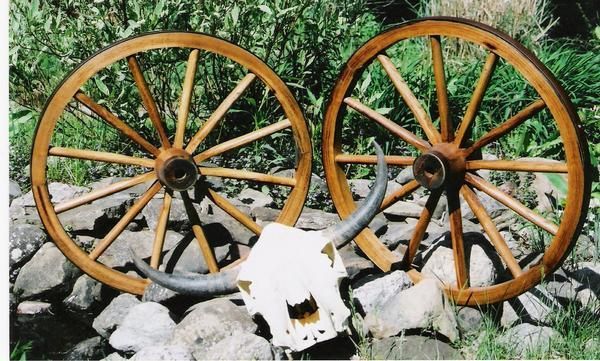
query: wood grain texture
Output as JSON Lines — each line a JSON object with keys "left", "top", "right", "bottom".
{"left": 430, "top": 36, "right": 452, "bottom": 142}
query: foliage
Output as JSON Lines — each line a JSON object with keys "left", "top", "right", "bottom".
{"left": 10, "top": 340, "right": 33, "bottom": 361}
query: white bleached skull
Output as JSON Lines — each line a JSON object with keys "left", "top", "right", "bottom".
{"left": 237, "top": 223, "right": 351, "bottom": 351}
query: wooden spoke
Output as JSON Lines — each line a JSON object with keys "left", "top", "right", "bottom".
{"left": 55, "top": 172, "right": 156, "bottom": 214}
{"left": 447, "top": 188, "right": 469, "bottom": 288}
{"left": 376, "top": 54, "right": 442, "bottom": 144}
{"left": 335, "top": 154, "right": 415, "bottom": 166}
{"left": 89, "top": 181, "right": 162, "bottom": 260}
{"left": 74, "top": 91, "right": 160, "bottom": 156}
{"left": 454, "top": 53, "right": 498, "bottom": 146}
{"left": 49, "top": 147, "right": 155, "bottom": 168}
{"left": 174, "top": 49, "right": 199, "bottom": 148}
{"left": 186, "top": 73, "right": 257, "bottom": 154}
{"left": 127, "top": 55, "right": 171, "bottom": 148}
{"left": 466, "top": 99, "right": 546, "bottom": 155}
{"left": 194, "top": 119, "right": 291, "bottom": 163}
{"left": 402, "top": 188, "right": 442, "bottom": 267}
{"left": 466, "top": 159, "right": 568, "bottom": 173}
{"left": 206, "top": 188, "right": 262, "bottom": 235}
{"left": 150, "top": 191, "right": 172, "bottom": 269}
{"left": 430, "top": 36, "right": 452, "bottom": 141}
{"left": 461, "top": 185, "right": 523, "bottom": 278}
{"left": 181, "top": 192, "right": 219, "bottom": 273}
{"left": 454, "top": 52, "right": 498, "bottom": 146}
{"left": 344, "top": 97, "right": 431, "bottom": 151}
{"left": 199, "top": 167, "right": 296, "bottom": 187}
{"left": 465, "top": 173, "right": 558, "bottom": 235}
{"left": 380, "top": 179, "right": 421, "bottom": 211}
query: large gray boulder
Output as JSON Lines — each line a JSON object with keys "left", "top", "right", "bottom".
{"left": 370, "top": 335, "right": 463, "bottom": 360}
{"left": 64, "top": 336, "right": 110, "bottom": 361}
{"left": 169, "top": 298, "right": 257, "bottom": 355}
{"left": 109, "top": 302, "right": 176, "bottom": 352}
{"left": 160, "top": 237, "right": 230, "bottom": 274}
{"left": 63, "top": 274, "right": 103, "bottom": 311}
{"left": 201, "top": 333, "right": 274, "bottom": 360}
{"left": 380, "top": 222, "right": 414, "bottom": 249}
{"left": 501, "top": 323, "right": 560, "bottom": 357}
{"left": 295, "top": 207, "right": 340, "bottom": 230}
{"left": 142, "top": 197, "right": 191, "bottom": 231}
{"left": 132, "top": 345, "right": 194, "bottom": 361}
{"left": 236, "top": 188, "right": 274, "bottom": 209}
{"left": 12, "top": 182, "right": 89, "bottom": 208}
{"left": 383, "top": 200, "right": 423, "bottom": 219}
{"left": 58, "top": 192, "right": 134, "bottom": 232}
{"left": 93, "top": 293, "right": 141, "bottom": 338}
{"left": 13, "top": 242, "right": 80, "bottom": 299}
{"left": 98, "top": 229, "right": 182, "bottom": 268}
{"left": 364, "top": 278, "right": 459, "bottom": 342}
{"left": 353, "top": 271, "right": 413, "bottom": 314}
{"left": 9, "top": 223, "right": 47, "bottom": 281}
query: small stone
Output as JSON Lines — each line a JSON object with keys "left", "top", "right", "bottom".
{"left": 58, "top": 192, "right": 134, "bottom": 232}
{"left": 65, "top": 336, "right": 109, "bottom": 361}
{"left": 364, "top": 278, "right": 459, "bottom": 342}
{"left": 339, "top": 245, "right": 375, "bottom": 280}
{"left": 457, "top": 307, "right": 484, "bottom": 334}
{"left": 98, "top": 229, "right": 182, "bottom": 268}
{"left": 16, "top": 300, "right": 53, "bottom": 315}
{"left": 237, "top": 188, "right": 274, "bottom": 209}
{"left": 12, "top": 182, "right": 89, "bottom": 208}
{"left": 93, "top": 293, "right": 141, "bottom": 338}
{"left": 63, "top": 274, "right": 103, "bottom": 311}
{"left": 9, "top": 179, "right": 22, "bottom": 205}
{"left": 295, "top": 207, "right": 340, "bottom": 230}
{"left": 501, "top": 323, "right": 560, "bottom": 356}
{"left": 380, "top": 222, "right": 413, "bottom": 249}
{"left": 13, "top": 243, "right": 81, "bottom": 300}
{"left": 348, "top": 179, "right": 372, "bottom": 199}
{"left": 394, "top": 167, "right": 414, "bottom": 184}
{"left": 169, "top": 298, "right": 257, "bottom": 355}
{"left": 132, "top": 345, "right": 194, "bottom": 361}
{"left": 383, "top": 201, "right": 423, "bottom": 219}
{"left": 201, "top": 333, "right": 274, "bottom": 360}
{"left": 109, "top": 302, "right": 176, "bottom": 352}
{"left": 370, "top": 335, "right": 463, "bottom": 360}
{"left": 353, "top": 271, "right": 413, "bottom": 314}
{"left": 142, "top": 197, "right": 191, "bottom": 231}
{"left": 9, "top": 223, "right": 47, "bottom": 281}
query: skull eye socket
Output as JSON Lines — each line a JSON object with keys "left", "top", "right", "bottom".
{"left": 321, "top": 242, "right": 336, "bottom": 267}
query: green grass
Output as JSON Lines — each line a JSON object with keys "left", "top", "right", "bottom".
{"left": 10, "top": 340, "right": 33, "bottom": 361}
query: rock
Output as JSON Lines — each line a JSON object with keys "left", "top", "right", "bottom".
{"left": 419, "top": 233, "right": 499, "bottom": 288}
{"left": 460, "top": 190, "right": 507, "bottom": 221}
{"left": 509, "top": 289, "right": 554, "bottom": 323}
{"left": 364, "top": 278, "right": 459, "bottom": 342}
{"left": 251, "top": 206, "right": 279, "bottom": 224}
{"left": 101, "top": 352, "right": 127, "bottom": 361}
{"left": 380, "top": 222, "right": 414, "bottom": 249}
{"left": 353, "top": 271, "right": 412, "bottom": 314}
{"left": 500, "top": 301, "right": 519, "bottom": 327}
{"left": 457, "top": 307, "right": 484, "bottom": 334}
{"left": 394, "top": 167, "right": 414, "bottom": 184}
{"left": 236, "top": 188, "right": 274, "bottom": 209}
{"left": 65, "top": 336, "right": 109, "bottom": 361}
{"left": 93, "top": 293, "right": 141, "bottom": 338}
{"left": 109, "top": 302, "right": 176, "bottom": 352}
{"left": 142, "top": 282, "right": 180, "bottom": 304}
{"left": 295, "top": 207, "right": 339, "bottom": 230}
{"left": 63, "top": 274, "right": 103, "bottom": 311}
{"left": 383, "top": 201, "right": 423, "bottom": 219}
{"left": 570, "top": 262, "right": 600, "bottom": 299}
{"left": 572, "top": 235, "right": 596, "bottom": 261}
{"left": 13, "top": 243, "right": 80, "bottom": 299}
{"left": 12, "top": 182, "right": 89, "bottom": 208}
{"left": 201, "top": 333, "right": 274, "bottom": 360}
{"left": 348, "top": 179, "right": 372, "bottom": 199}
{"left": 132, "top": 345, "right": 194, "bottom": 361}
{"left": 98, "top": 229, "right": 182, "bottom": 268}
{"left": 370, "top": 335, "right": 463, "bottom": 360}
{"left": 501, "top": 323, "right": 560, "bottom": 356}
{"left": 170, "top": 298, "right": 257, "bottom": 355}
{"left": 142, "top": 197, "right": 191, "bottom": 231}
{"left": 16, "top": 301, "right": 53, "bottom": 315}
{"left": 160, "top": 236, "right": 230, "bottom": 274}
{"left": 338, "top": 245, "right": 375, "bottom": 280}
{"left": 529, "top": 165, "right": 567, "bottom": 212}
{"left": 9, "top": 223, "right": 47, "bottom": 281}
{"left": 58, "top": 192, "right": 134, "bottom": 232}
{"left": 416, "top": 194, "right": 447, "bottom": 220}
{"left": 9, "top": 179, "right": 22, "bottom": 204}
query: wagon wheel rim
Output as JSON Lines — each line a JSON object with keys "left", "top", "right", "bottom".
{"left": 31, "top": 32, "right": 312, "bottom": 295}
{"left": 322, "top": 17, "right": 591, "bottom": 305}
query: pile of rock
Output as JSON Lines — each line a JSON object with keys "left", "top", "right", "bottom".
{"left": 8, "top": 172, "right": 599, "bottom": 359}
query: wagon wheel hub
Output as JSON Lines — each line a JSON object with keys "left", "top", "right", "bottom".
{"left": 413, "top": 143, "right": 466, "bottom": 190}
{"left": 155, "top": 148, "right": 199, "bottom": 191}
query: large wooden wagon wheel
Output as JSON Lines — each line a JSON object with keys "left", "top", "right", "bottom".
{"left": 323, "top": 17, "right": 591, "bottom": 305}
{"left": 31, "top": 32, "right": 312, "bottom": 295}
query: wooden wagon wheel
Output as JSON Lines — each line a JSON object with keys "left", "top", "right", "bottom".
{"left": 323, "top": 17, "right": 591, "bottom": 305}
{"left": 31, "top": 32, "right": 312, "bottom": 295}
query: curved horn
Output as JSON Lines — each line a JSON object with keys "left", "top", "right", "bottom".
{"left": 131, "top": 249, "right": 240, "bottom": 297}
{"left": 324, "top": 141, "right": 387, "bottom": 248}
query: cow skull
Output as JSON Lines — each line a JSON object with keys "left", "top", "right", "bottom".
{"left": 132, "top": 141, "right": 387, "bottom": 350}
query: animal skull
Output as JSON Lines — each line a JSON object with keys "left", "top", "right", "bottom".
{"left": 237, "top": 223, "right": 350, "bottom": 351}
